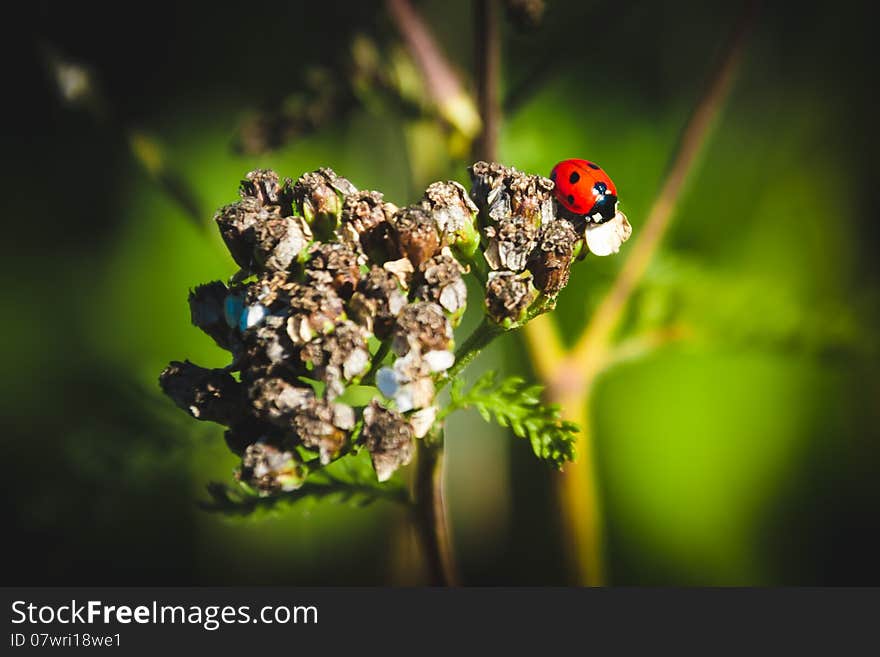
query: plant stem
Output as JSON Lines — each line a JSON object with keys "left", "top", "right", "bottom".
{"left": 413, "top": 434, "right": 458, "bottom": 585}
{"left": 387, "top": 0, "right": 480, "bottom": 140}
{"left": 528, "top": 1, "right": 757, "bottom": 586}
{"left": 474, "top": 0, "right": 501, "bottom": 161}
{"left": 446, "top": 317, "right": 505, "bottom": 383}
{"left": 362, "top": 341, "right": 391, "bottom": 386}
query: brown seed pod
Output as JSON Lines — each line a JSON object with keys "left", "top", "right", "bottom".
{"left": 422, "top": 180, "right": 478, "bottom": 243}
{"left": 159, "top": 360, "right": 245, "bottom": 426}
{"left": 485, "top": 271, "right": 538, "bottom": 325}
{"left": 348, "top": 265, "right": 408, "bottom": 338}
{"left": 237, "top": 443, "right": 305, "bottom": 494}
{"left": 298, "top": 320, "right": 371, "bottom": 398}
{"left": 391, "top": 301, "right": 453, "bottom": 356}
{"left": 305, "top": 241, "right": 361, "bottom": 299}
{"left": 528, "top": 219, "right": 578, "bottom": 295}
{"left": 362, "top": 401, "right": 414, "bottom": 482}
{"left": 284, "top": 282, "right": 346, "bottom": 345}
{"left": 413, "top": 249, "right": 467, "bottom": 316}
{"left": 393, "top": 205, "right": 441, "bottom": 269}
{"left": 248, "top": 377, "right": 315, "bottom": 426}
{"left": 291, "top": 397, "right": 353, "bottom": 465}
{"left": 483, "top": 214, "right": 540, "bottom": 272}
{"left": 292, "top": 168, "right": 353, "bottom": 237}
{"left": 340, "top": 190, "right": 399, "bottom": 262}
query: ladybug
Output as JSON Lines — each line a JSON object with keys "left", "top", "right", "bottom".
{"left": 550, "top": 159, "right": 618, "bottom": 223}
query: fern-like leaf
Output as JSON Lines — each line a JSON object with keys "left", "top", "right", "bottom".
{"left": 447, "top": 372, "right": 578, "bottom": 468}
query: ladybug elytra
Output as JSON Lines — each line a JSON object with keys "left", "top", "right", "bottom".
{"left": 550, "top": 159, "right": 618, "bottom": 223}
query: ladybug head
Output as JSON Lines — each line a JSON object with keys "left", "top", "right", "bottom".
{"left": 589, "top": 182, "right": 618, "bottom": 223}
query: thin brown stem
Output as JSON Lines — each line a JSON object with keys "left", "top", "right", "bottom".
{"left": 547, "top": 1, "right": 758, "bottom": 586}
{"left": 387, "top": 0, "right": 481, "bottom": 140}
{"left": 474, "top": 0, "right": 501, "bottom": 161}
{"left": 413, "top": 436, "right": 459, "bottom": 586}
{"left": 569, "top": 3, "right": 757, "bottom": 373}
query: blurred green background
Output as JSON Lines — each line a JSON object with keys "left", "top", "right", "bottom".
{"left": 2, "top": 0, "right": 878, "bottom": 585}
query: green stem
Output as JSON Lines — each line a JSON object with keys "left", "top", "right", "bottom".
{"left": 361, "top": 341, "right": 391, "bottom": 386}
{"left": 445, "top": 317, "right": 505, "bottom": 383}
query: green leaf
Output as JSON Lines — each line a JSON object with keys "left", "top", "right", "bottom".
{"left": 446, "top": 371, "right": 578, "bottom": 468}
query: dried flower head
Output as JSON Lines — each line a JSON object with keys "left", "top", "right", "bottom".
{"left": 422, "top": 181, "right": 480, "bottom": 253}
{"left": 485, "top": 270, "right": 538, "bottom": 326}
{"left": 392, "top": 301, "right": 453, "bottom": 356}
{"left": 285, "top": 282, "right": 346, "bottom": 345}
{"left": 340, "top": 190, "right": 398, "bottom": 261}
{"left": 237, "top": 443, "right": 305, "bottom": 494}
{"left": 159, "top": 361, "right": 244, "bottom": 425}
{"left": 484, "top": 214, "right": 540, "bottom": 272}
{"left": 305, "top": 241, "right": 361, "bottom": 299}
{"left": 248, "top": 377, "right": 314, "bottom": 426}
{"left": 362, "top": 401, "right": 414, "bottom": 482}
{"left": 393, "top": 205, "right": 441, "bottom": 268}
{"left": 292, "top": 168, "right": 354, "bottom": 238}
{"left": 162, "top": 160, "right": 630, "bottom": 493}
{"left": 413, "top": 248, "right": 468, "bottom": 320}
{"left": 529, "top": 219, "right": 579, "bottom": 295}
{"left": 292, "top": 397, "right": 354, "bottom": 465}
{"left": 348, "top": 265, "right": 408, "bottom": 338}
{"left": 469, "top": 161, "right": 554, "bottom": 227}
{"left": 299, "top": 320, "right": 371, "bottom": 398}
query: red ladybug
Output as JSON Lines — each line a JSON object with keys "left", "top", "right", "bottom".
{"left": 550, "top": 159, "right": 618, "bottom": 223}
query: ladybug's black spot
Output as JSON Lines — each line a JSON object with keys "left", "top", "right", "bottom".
{"left": 568, "top": 171, "right": 580, "bottom": 184}
{"left": 567, "top": 194, "right": 575, "bottom": 206}
{"left": 587, "top": 162, "right": 600, "bottom": 170}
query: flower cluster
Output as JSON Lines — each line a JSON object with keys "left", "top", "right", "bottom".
{"left": 160, "top": 162, "right": 630, "bottom": 492}
{"left": 469, "top": 161, "right": 631, "bottom": 326}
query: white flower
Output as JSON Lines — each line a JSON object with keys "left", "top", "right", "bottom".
{"left": 584, "top": 211, "right": 632, "bottom": 256}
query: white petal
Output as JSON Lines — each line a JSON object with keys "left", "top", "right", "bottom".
{"left": 394, "top": 386, "right": 415, "bottom": 413}
{"left": 342, "top": 348, "right": 370, "bottom": 380}
{"left": 584, "top": 211, "right": 632, "bottom": 256}
{"left": 383, "top": 257, "right": 415, "bottom": 287}
{"left": 332, "top": 403, "right": 356, "bottom": 430}
{"left": 424, "top": 350, "right": 455, "bottom": 372}
{"left": 410, "top": 406, "right": 438, "bottom": 438}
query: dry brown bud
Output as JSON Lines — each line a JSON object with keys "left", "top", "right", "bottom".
{"left": 393, "top": 205, "right": 441, "bottom": 268}
{"left": 237, "top": 443, "right": 305, "bottom": 494}
{"left": 483, "top": 215, "right": 540, "bottom": 272}
{"left": 298, "top": 320, "right": 371, "bottom": 398}
{"left": 413, "top": 249, "right": 468, "bottom": 316}
{"left": 340, "top": 190, "right": 398, "bottom": 262}
{"left": 391, "top": 301, "right": 453, "bottom": 356}
{"left": 248, "top": 377, "right": 315, "bottom": 425}
{"left": 529, "top": 219, "right": 578, "bottom": 295}
{"left": 422, "top": 180, "right": 478, "bottom": 242}
{"left": 362, "top": 401, "right": 414, "bottom": 482}
{"left": 291, "top": 397, "right": 353, "bottom": 465}
{"left": 240, "top": 168, "right": 285, "bottom": 209}
{"left": 159, "top": 360, "right": 244, "bottom": 425}
{"left": 348, "top": 266, "right": 407, "bottom": 338}
{"left": 305, "top": 241, "right": 361, "bottom": 299}
{"left": 485, "top": 271, "right": 538, "bottom": 325}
